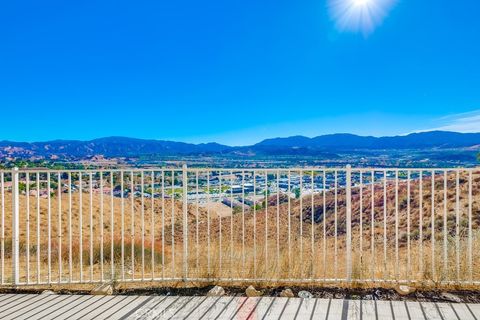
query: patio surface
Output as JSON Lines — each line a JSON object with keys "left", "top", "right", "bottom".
{"left": 0, "top": 293, "right": 478, "bottom": 319}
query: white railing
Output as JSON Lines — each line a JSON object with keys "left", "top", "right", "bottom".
{"left": 0, "top": 166, "right": 478, "bottom": 287}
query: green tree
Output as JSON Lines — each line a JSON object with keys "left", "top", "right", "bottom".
{"left": 293, "top": 187, "right": 301, "bottom": 199}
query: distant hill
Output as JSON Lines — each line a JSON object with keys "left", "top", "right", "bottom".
{"left": 257, "top": 131, "right": 480, "bottom": 150}
{"left": 0, "top": 137, "right": 232, "bottom": 158}
{"left": 1, "top": 131, "right": 479, "bottom": 159}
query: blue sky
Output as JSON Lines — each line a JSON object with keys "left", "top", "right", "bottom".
{"left": 1, "top": 0, "right": 479, "bottom": 145}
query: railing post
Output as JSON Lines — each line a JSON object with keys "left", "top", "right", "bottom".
{"left": 346, "top": 165, "right": 352, "bottom": 282}
{"left": 182, "top": 164, "right": 188, "bottom": 281}
{"left": 12, "top": 167, "right": 20, "bottom": 286}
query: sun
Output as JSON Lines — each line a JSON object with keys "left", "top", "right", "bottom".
{"left": 328, "top": 0, "right": 397, "bottom": 35}
{"left": 352, "top": 0, "right": 370, "bottom": 6}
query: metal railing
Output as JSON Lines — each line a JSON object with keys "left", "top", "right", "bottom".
{"left": 0, "top": 166, "right": 478, "bottom": 287}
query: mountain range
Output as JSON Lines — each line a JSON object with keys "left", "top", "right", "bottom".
{"left": 1, "top": 131, "right": 479, "bottom": 159}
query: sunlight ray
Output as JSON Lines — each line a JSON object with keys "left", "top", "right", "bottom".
{"left": 328, "top": 0, "right": 397, "bottom": 35}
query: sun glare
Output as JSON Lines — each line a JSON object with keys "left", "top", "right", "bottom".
{"left": 328, "top": 0, "right": 397, "bottom": 35}
{"left": 353, "top": 0, "right": 370, "bottom": 6}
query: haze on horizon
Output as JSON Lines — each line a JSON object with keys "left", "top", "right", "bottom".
{"left": 1, "top": 1, "right": 479, "bottom": 146}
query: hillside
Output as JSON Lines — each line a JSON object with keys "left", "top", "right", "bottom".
{"left": 1, "top": 171, "right": 478, "bottom": 248}
{"left": 257, "top": 131, "right": 480, "bottom": 150}
{"left": 202, "top": 171, "right": 480, "bottom": 248}
{"left": 0, "top": 137, "right": 231, "bottom": 158}
{"left": 1, "top": 131, "right": 480, "bottom": 160}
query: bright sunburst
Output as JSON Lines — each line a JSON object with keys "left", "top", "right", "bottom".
{"left": 328, "top": 0, "right": 397, "bottom": 35}
{"left": 353, "top": 0, "right": 370, "bottom": 6}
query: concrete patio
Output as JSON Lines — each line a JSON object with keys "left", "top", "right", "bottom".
{"left": 0, "top": 293, "right": 479, "bottom": 319}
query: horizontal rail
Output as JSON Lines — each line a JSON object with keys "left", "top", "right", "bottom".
{"left": 8, "top": 277, "right": 480, "bottom": 287}
{"left": 1, "top": 166, "right": 479, "bottom": 174}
